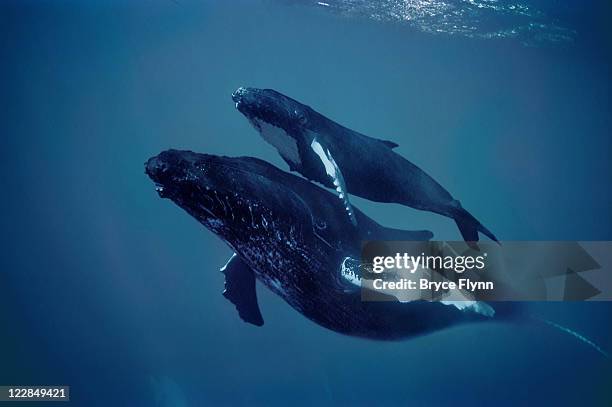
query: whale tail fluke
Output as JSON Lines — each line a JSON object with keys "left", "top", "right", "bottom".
{"left": 451, "top": 202, "right": 498, "bottom": 244}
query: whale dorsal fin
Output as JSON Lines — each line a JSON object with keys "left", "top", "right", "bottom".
{"left": 220, "top": 253, "right": 264, "bottom": 326}
{"left": 356, "top": 131, "right": 398, "bottom": 149}
{"left": 377, "top": 139, "right": 399, "bottom": 149}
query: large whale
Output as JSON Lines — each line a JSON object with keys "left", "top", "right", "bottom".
{"left": 232, "top": 87, "right": 498, "bottom": 244}
{"left": 145, "top": 149, "right": 511, "bottom": 339}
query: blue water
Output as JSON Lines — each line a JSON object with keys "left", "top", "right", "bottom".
{"left": 1, "top": 1, "right": 611, "bottom": 405}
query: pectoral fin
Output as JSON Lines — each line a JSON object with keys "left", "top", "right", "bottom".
{"left": 220, "top": 253, "right": 264, "bottom": 326}
{"left": 310, "top": 138, "right": 357, "bottom": 226}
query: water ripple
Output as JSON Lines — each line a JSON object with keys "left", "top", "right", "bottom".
{"left": 286, "top": 0, "right": 575, "bottom": 45}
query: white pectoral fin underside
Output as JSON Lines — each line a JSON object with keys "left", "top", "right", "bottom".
{"left": 310, "top": 138, "right": 357, "bottom": 226}
{"left": 254, "top": 118, "right": 302, "bottom": 168}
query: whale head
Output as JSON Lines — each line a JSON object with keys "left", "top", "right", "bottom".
{"left": 145, "top": 149, "right": 362, "bottom": 310}
{"left": 232, "top": 87, "right": 315, "bottom": 167}
{"left": 145, "top": 150, "right": 315, "bottom": 245}
{"left": 232, "top": 87, "right": 311, "bottom": 131}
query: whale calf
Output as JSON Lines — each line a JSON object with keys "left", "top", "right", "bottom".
{"left": 232, "top": 87, "right": 498, "bottom": 244}
{"left": 145, "top": 150, "right": 509, "bottom": 339}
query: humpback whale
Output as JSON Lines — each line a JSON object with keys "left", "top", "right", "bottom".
{"left": 145, "top": 149, "right": 509, "bottom": 339}
{"left": 232, "top": 87, "right": 498, "bottom": 244}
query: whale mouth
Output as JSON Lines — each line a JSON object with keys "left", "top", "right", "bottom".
{"left": 232, "top": 87, "right": 287, "bottom": 127}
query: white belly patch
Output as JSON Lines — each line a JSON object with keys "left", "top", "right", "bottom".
{"left": 254, "top": 118, "right": 301, "bottom": 167}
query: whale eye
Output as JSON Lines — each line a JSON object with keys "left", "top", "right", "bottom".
{"left": 294, "top": 110, "right": 307, "bottom": 125}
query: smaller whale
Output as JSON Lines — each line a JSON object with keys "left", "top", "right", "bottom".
{"left": 232, "top": 87, "right": 498, "bottom": 244}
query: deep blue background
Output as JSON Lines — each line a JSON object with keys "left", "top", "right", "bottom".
{"left": 1, "top": 1, "right": 611, "bottom": 405}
